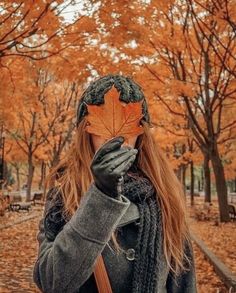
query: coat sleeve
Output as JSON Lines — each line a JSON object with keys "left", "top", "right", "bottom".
{"left": 166, "top": 239, "right": 198, "bottom": 293}
{"left": 32, "top": 182, "right": 130, "bottom": 293}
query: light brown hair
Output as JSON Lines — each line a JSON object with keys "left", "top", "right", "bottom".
{"left": 44, "top": 118, "right": 192, "bottom": 277}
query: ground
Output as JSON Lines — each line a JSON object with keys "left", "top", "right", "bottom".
{"left": 188, "top": 195, "right": 236, "bottom": 274}
{"left": 0, "top": 214, "right": 41, "bottom": 293}
{"left": 0, "top": 199, "right": 234, "bottom": 292}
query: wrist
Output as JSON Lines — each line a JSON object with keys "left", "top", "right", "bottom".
{"left": 94, "top": 182, "right": 120, "bottom": 199}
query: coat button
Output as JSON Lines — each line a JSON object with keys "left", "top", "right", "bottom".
{"left": 125, "top": 248, "right": 136, "bottom": 261}
{"left": 134, "top": 219, "right": 140, "bottom": 226}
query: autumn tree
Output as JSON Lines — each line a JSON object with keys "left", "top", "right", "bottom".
{"left": 3, "top": 58, "right": 78, "bottom": 200}
{"left": 0, "top": 1, "right": 98, "bottom": 60}
{"left": 146, "top": 0, "right": 235, "bottom": 222}
{"left": 88, "top": 0, "right": 236, "bottom": 221}
{"left": 35, "top": 78, "right": 80, "bottom": 190}
{"left": 0, "top": 0, "right": 104, "bottom": 198}
{"left": 4, "top": 136, "right": 27, "bottom": 191}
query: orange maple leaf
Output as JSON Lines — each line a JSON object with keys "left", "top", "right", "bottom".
{"left": 84, "top": 85, "right": 144, "bottom": 141}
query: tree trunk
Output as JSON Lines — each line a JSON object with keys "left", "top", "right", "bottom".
{"left": 197, "top": 179, "right": 200, "bottom": 192}
{"left": 190, "top": 160, "right": 194, "bottom": 206}
{"left": 39, "top": 161, "right": 46, "bottom": 190}
{"left": 210, "top": 146, "right": 230, "bottom": 222}
{"left": 26, "top": 155, "right": 35, "bottom": 202}
{"left": 200, "top": 167, "right": 204, "bottom": 191}
{"left": 203, "top": 154, "right": 211, "bottom": 203}
{"left": 16, "top": 165, "right": 20, "bottom": 191}
{"left": 177, "top": 164, "right": 186, "bottom": 197}
{"left": 183, "top": 164, "right": 188, "bottom": 199}
{"left": 51, "top": 152, "right": 60, "bottom": 169}
{"left": 176, "top": 167, "right": 181, "bottom": 182}
{"left": 229, "top": 180, "right": 233, "bottom": 193}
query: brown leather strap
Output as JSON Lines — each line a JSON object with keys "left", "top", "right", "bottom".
{"left": 94, "top": 254, "right": 113, "bottom": 293}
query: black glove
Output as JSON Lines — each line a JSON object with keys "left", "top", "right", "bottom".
{"left": 90, "top": 136, "right": 138, "bottom": 198}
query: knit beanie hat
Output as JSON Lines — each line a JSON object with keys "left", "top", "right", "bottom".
{"left": 76, "top": 74, "right": 152, "bottom": 128}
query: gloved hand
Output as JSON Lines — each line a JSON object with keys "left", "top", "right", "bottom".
{"left": 90, "top": 136, "right": 138, "bottom": 198}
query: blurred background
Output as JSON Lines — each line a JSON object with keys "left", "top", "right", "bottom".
{"left": 0, "top": 1, "right": 235, "bottom": 292}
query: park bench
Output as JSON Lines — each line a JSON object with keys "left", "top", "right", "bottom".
{"left": 5, "top": 194, "right": 31, "bottom": 212}
{"left": 31, "top": 192, "right": 44, "bottom": 205}
{"left": 228, "top": 192, "right": 236, "bottom": 204}
{"left": 228, "top": 204, "right": 236, "bottom": 221}
{"left": 12, "top": 194, "right": 22, "bottom": 202}
{"left": 9, "top": 202, "right": 32, "bottom": 212}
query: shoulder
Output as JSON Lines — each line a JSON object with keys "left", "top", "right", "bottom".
{"left": 45, "top": 186, "right": 61, "bottom": 202}
{"left": 43, "top": 187, "right": 67, "bottom": 241}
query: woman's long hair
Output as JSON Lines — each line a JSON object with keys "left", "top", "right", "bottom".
{"left": 43, "top": 118, "right": 192, "bottom": 277}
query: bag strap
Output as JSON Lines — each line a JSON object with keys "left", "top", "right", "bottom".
{"left": 94, "top": 254, "right": 113, "bottom": 293}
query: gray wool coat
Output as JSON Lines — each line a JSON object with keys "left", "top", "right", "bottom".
{"left": 33, "top": 182, "right": 198, "bottom": 293}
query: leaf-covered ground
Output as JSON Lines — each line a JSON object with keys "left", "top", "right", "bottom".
{"left": 188, "top": 196, "right": 236, "bottom": 275}
{"left": 190, "top": 219, "right": 236, "bottom": 275}
{"left": 0, "top": 216, "right": 42, "bottom": 292}
{"left": 0, "top": 205, "right": 232, "bottom": 292}
{"left": 193, "top": 242, "right": 230, "bottom": 293}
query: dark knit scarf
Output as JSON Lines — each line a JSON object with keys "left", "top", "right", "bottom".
{"left": 121, "top": 163, "right": 163, "bottom": 293}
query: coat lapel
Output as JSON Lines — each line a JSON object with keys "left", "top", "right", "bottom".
{"left": 117, "top": 202, "right": 140, "bottom": 227}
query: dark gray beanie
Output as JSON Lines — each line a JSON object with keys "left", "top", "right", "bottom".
{"left": 76, "top": 74, "right": 152, "bottom": 128}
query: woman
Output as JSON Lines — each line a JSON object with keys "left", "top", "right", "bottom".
{"left": 33, "top": 74, "right": 197, "bottom": 293}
